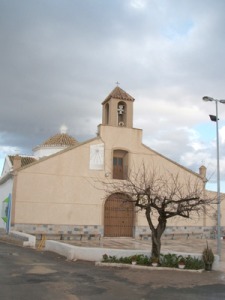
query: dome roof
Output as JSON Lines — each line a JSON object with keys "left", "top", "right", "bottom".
{"left": 41, "top": 133, "right": 79, "bottom": 147}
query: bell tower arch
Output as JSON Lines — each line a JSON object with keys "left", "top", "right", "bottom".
{"left": 102, "top": 86, "right": 135, "bottom": 128}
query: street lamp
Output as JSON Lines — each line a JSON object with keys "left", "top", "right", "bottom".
{"left": 202, "top": 96, "right": 225, "bottom": 260}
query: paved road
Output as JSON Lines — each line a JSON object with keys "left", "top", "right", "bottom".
{"left": 1, "top": 241, "right": 225, "bottom": 300}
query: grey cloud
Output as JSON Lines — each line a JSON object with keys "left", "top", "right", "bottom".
{"left": 1, "top": 0, "right": 225, "bottom": 190}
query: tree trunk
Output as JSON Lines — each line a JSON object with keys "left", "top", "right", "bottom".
{"left": 145, "top": 209, "right": 166, "bottom": 259}
{"left": 151, "top": 222, "right": 166, "bottom": 258}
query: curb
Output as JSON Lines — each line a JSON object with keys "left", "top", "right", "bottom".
{"left": 95, "top": 262, "right": 204, "bottom": 273}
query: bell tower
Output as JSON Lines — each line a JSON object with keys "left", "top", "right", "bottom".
{"left": 101, "top": 86, "right": 135, "bottom": 128}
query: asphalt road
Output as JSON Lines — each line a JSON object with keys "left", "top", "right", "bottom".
{"left": 0, "top": 241, "right": 225, "bottom": 300}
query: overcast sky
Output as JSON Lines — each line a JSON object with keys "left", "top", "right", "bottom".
{"left": 1, "top": 0, "right": 225, "bottom": 192}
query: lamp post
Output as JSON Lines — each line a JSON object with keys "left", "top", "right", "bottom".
{"left": 202, "top": 96, "right": 225, "bottom": 260}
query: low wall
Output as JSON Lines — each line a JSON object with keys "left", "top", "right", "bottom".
{"left": 45, "top": 240, "right": 220, "bottom": 271}
{"left": 45, "top": 240, "right": 146, "bottom": 261}
{"left": 10, "top": 231, "right": 36, "bottom": 248}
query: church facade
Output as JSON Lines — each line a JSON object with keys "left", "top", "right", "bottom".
{"left": 3, "top": 87, "right": 223, "bottom": 238}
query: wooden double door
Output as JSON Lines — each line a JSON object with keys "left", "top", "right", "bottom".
{"left": 104, "top": 193, "right": 134, "bottom": 237}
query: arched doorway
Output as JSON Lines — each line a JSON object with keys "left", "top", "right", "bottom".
{"left": 104, "top": 193, "right": 134, "bottom": 237}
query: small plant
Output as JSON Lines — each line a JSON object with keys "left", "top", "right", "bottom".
{"left": 202, "top": 242, "right": 214, "bottom": 271}
{"left": 109, "top": 255, "right": 117, "bottom": 263}
{"left": 202, "top": 242, "right": 214, "bottom": 263}
{"left": 151, "top": 256, "right": 159, "bottom": 263}
{"left": 177, "top": 256, "right": 186, "bottom": 269}
{"left": 119, "top": 256, "right": 132, "bottom": 264}
{"left": 138, "top": 255, "right": 151, "bottom": 265}
{"left": 102, "top": 254, "right": 118, "bottom": 263}
{"left": 131, "top": 255, "right": 137, "bottom": 262}
{"left": 102, "top": 254, "right": 109, "bottom": 262}
{"left": 178, "top": 256, "right": 186, "bottom": 265}
{"left": 151, "top": 256, "right": 159, "bottom": 266}
{"left": 160, "top": 253, "right": 178, "bottom": 268}
{"left": 131, "top": 255, "right": 137, "bottom": 265}
{"left": 185, "top": 256, "right": 204, "bottom": 270}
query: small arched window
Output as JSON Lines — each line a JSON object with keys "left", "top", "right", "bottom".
{"left": 105, "top": 103, "right": 109, "bottom": 125}
{"left": 117, "top": 101, "right": 126, "bottom": 126}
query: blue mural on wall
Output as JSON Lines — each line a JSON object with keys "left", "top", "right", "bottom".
{"left": 2, "top": 193, "right": 11, "bottom": 233}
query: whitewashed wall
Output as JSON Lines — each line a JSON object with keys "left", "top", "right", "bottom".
{"left": 0, "top": 177, "right": 13, "bottom": 229}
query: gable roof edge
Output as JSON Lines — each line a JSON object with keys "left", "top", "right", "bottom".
{"left": 0, "top": 171, "right": 13, "bottom": 184}
{"left": 141, "top": 143, "right": 202, "bottom": 179}
{"left": 16, "top": 136, "right": 102, "bottom": 172}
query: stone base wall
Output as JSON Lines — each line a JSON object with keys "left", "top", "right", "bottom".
{"left": 134, "top": 226, "right": 225, "bottom": 240}
{"left": 13, "top": 223, "right": 225, "bottom": 240}
{"left": 13, "top": 224, "right": 103, "bottom": 237}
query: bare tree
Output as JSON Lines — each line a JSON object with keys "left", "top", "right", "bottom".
{"left": 103, "top": 165, "right": 214, "bottom": 259}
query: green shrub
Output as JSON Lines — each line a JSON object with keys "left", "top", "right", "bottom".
{"left": 102, "top": 253, "right": 204, "bottom": 270}
{"left": 136, "top": 254, "right": 151, "bottom": 265}
{"left": 178, "top": 255, "right": 186, "bottom": 265}
{"left": 102, "top": 254, "right": 109, "bottom": 262}
{"left": 119, "top": 256, "right": 132, "bottom": 264}
{"left": 202, "top": 242, "right": 214, "bottom": 264}
{"left": 102, "top": 254, "right": 150, "bottom": 265}
{"left": 185, "top": 255, "right": 204, "bottom": 270}
{"left": 102, "top": 254, "right": 118, "bottom": 263}
{"left": 160, "top": 253, "right": 179, "bottom": 268}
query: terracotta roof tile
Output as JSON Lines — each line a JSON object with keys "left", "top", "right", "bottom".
{"left": 8, "top": 155, "right": 36, "bottom": 167}
{"left": 102, "top": 86, "right": 135, "bottom": 104}
{"left": 41, "top": 133, "right": 79, "bottom": 147}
